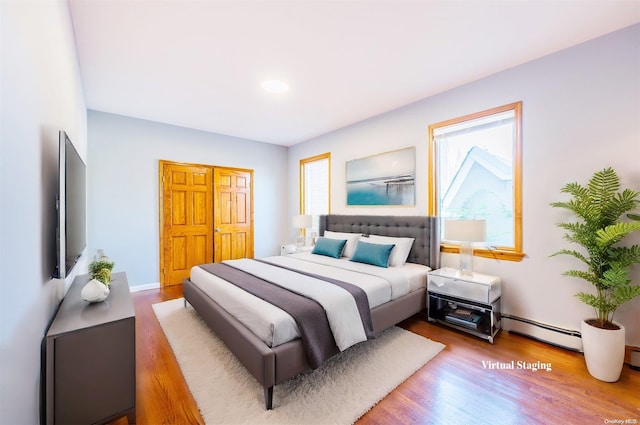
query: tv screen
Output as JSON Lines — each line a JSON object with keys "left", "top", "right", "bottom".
{"left": 56, "top": 131, "right": 86, "bottom": 279}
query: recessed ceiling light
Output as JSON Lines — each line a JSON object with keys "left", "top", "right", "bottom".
{"left": 261, "top": 79, "right": 289, "bottom": 94}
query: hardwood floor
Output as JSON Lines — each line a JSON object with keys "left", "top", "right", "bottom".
{"left": 116, "top": 284, "right": 639, "bottom": 424}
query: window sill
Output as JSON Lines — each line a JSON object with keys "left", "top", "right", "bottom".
{"left": 440, "top": 244, "right": 525, "bottom": 262}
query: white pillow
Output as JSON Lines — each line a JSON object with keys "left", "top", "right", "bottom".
{"left": 323, "top": 231, "right": 362, "bottom": 258}
{"left": 367, "top": 235, "right": 415, "bottom": 267}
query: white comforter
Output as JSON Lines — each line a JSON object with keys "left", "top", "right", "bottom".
{"left": 189, "top": 253, "right": 430, "bottom": 349}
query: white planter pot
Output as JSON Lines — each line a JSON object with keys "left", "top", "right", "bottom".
{"left": 81, "top": 279, "right": 110, "bottom": 303}
{"left": 581, "top": 319, "right": 625, "bottom": 382}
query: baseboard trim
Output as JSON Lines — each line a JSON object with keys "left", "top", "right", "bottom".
{"left": 626, "top": 345, "right": 640, "bottom": 370}
{"left": 502, "top": 314, "right": 583, "bottom": 352}
{"left": 129, "top": 282, "right": 160, "bottom": 292}
{"left": 504, "top": 316, "right": 639, "bottom": 369}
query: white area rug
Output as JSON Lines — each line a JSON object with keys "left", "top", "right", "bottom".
{"left": 153, "top": 298, "right": 445, "bottom": 425}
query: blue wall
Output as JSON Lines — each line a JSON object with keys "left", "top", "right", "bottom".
{"left": 288, "top": 24, "right": 640, "bottom": 345}
{"left": 87, "top": 111, "right": 289, "bottom": 286}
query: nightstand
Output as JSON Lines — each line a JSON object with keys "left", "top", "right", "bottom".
{"left": 427, "top": 267, "right": 501, "bottom": 343}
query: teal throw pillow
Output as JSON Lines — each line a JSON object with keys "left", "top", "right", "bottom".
{"left": 312, "top": 237, "right": 347, "bottom": 258}
{"left": 350, "top": 240, "right": 395, "bottom": 268}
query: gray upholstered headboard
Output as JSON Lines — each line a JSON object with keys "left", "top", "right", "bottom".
{"left": 318, "top": 215, "right": 440, "bottom": 269}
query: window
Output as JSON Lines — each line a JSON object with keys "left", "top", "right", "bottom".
{"left": 428, "top": 102, "right": 523, "bottom": 261}
{"left": 300, "top": 153, "right": 331, "bottom": 237}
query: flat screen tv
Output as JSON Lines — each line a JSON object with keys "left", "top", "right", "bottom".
{"left": 56, "top": 130, "right": 86, "bottom": 279}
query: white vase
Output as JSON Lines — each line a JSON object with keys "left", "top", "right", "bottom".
{"left": 81, "top": 279, "right": 110, "bottom": 303}
{"left": 581, "top": 319, "right": 625, "bottom": 382}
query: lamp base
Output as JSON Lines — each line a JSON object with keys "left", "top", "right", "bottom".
{"left": 459, "top": 242, "right": 474, "bottom": 276}
{"left": 296, "top": 235, "right": 305, "bottom": 247}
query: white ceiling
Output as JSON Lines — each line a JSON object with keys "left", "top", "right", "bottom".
{"left": 69, "top": 1, "right": 640, "bottom": 146}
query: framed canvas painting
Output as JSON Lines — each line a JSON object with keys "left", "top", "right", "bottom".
{"left": 346, "top": 147, "right": 415, "bottom": 206}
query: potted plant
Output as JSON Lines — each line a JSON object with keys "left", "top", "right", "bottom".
{"left": 89, "top": 257, "right": 115, "bottom": 287}
{"left": 81, "top": 256, "right": 115, "bottom": 303}
{"left": 551, "top": 167, "right": 640, "bottom": 382}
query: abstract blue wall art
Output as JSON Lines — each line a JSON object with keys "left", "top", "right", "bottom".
{"left": 346, "top": 147, "right": 415, "bottom": 206}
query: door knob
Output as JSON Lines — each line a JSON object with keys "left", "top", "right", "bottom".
{"left": 215, "top": 228, "right": 221, "bottom": 232}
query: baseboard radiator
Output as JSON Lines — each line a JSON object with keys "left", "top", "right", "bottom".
{"left": 502, "top": 314, "right": 583, "bottom": 352}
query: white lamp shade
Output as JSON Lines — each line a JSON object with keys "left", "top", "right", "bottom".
{"left": 444, "top": 219, "right": 486, "bottom": 242}
{"left": 292, "top": 214, "right": 312, "bottom": 229}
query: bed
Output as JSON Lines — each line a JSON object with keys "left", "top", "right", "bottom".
{"left": 183, "top": 214, "right": 440, "bottom": 409}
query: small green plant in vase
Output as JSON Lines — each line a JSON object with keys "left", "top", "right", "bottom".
{"left": 89, "top": 258, "right": 115, "bottom": 287}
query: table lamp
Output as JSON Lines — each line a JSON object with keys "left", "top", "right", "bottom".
{"left": 292, "top": 214, "right": 312, "bottom": 247}
{"left": 444, "top": 219, "right": 486, "bottom": 275}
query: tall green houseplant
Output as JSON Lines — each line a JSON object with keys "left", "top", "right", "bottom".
{"left": 551, "top": 167, "right": 640, "bottom": 329}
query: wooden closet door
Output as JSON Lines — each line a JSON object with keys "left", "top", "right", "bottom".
{"left": 160, "top": 162, "right": 213, "bottom": 286}
{"left": 213, "top": 167, "right": 254, "bottom": 262}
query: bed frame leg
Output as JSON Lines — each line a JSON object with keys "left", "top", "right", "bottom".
{"left": 264, "top": 387, "right": 273, "bottom": 410}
